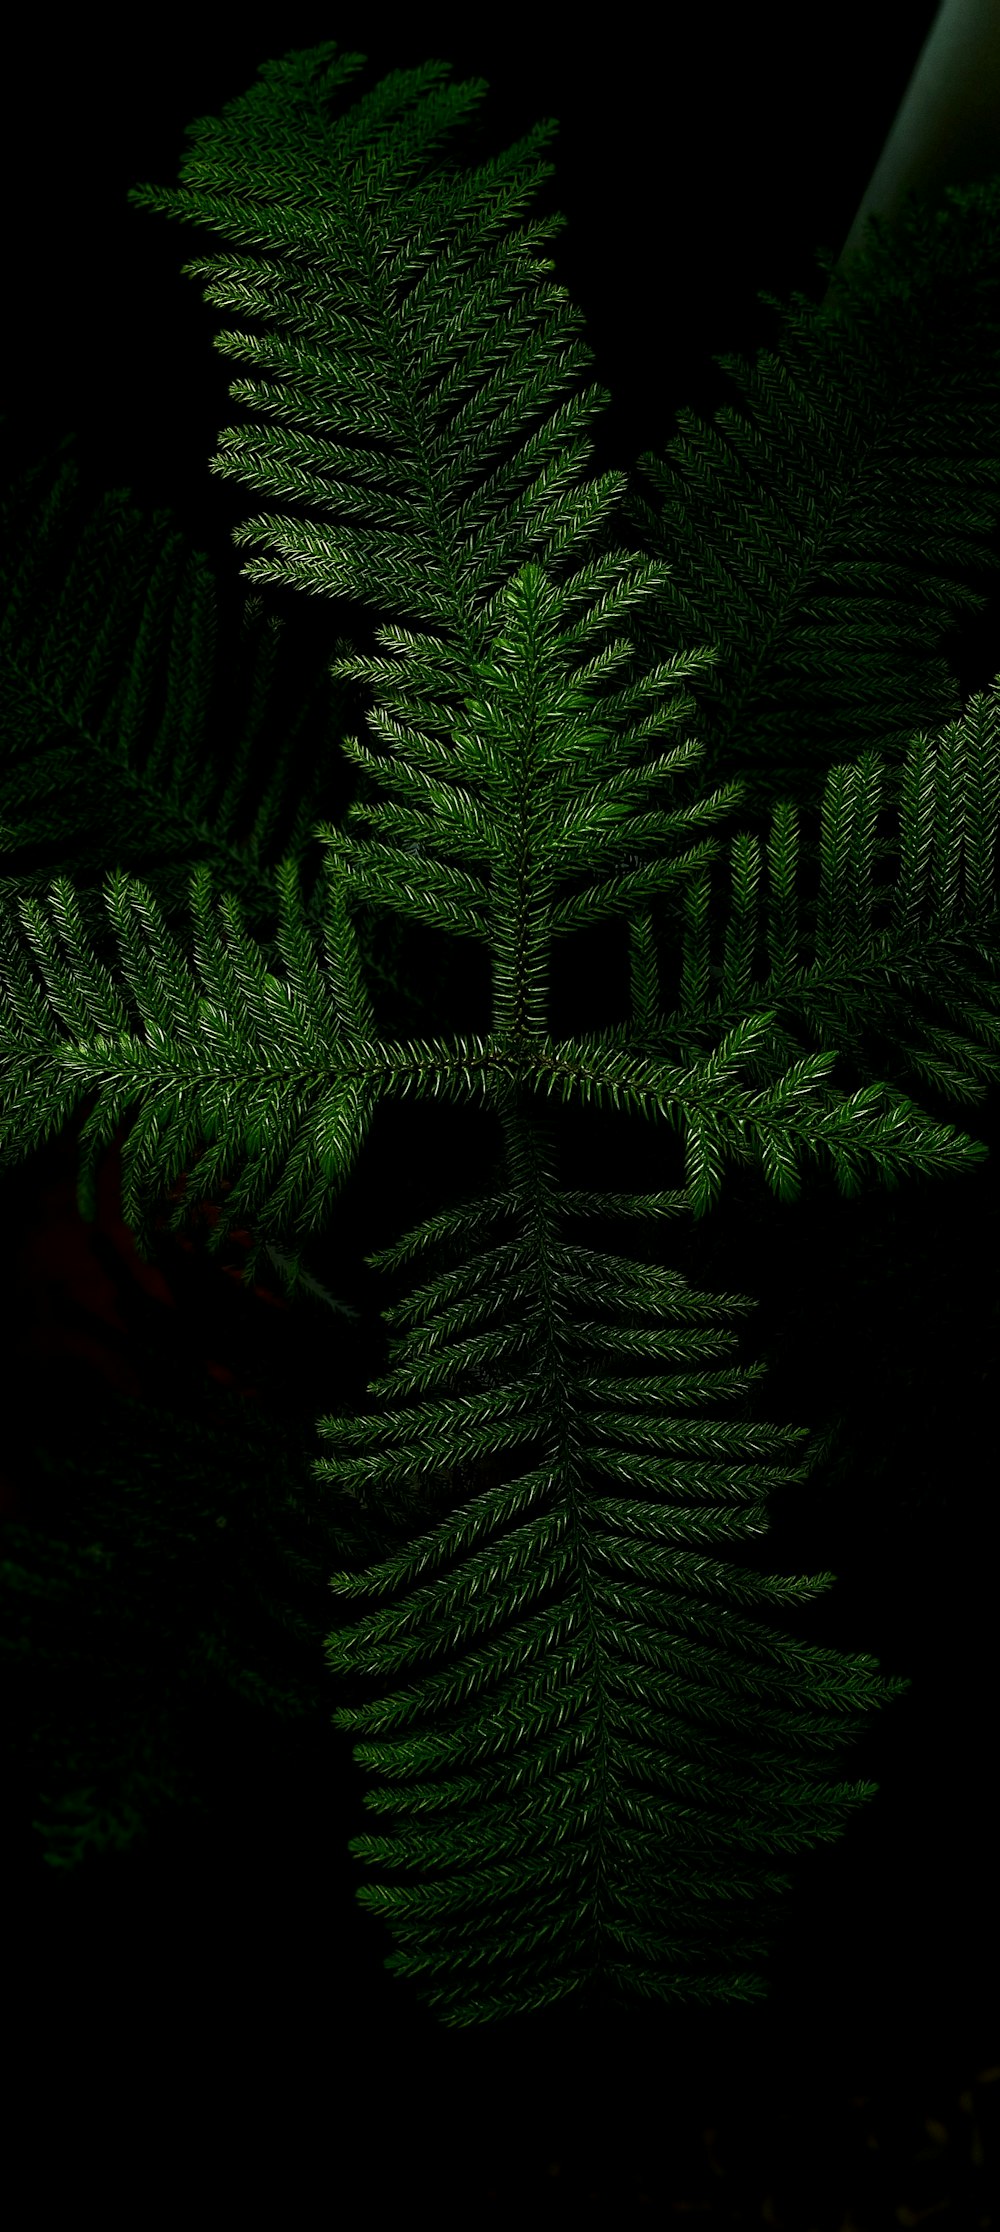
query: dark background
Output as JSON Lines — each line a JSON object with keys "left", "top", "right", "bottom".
{"left": 3, "top": 4, "right": 999, "bottom": 2217}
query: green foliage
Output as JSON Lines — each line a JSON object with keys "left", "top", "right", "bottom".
{"left": 2, "top": 40, "right": 1000, "bottom": 2021}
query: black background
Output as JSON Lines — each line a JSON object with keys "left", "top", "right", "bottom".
{"left": 3, "top": 4, "right": 999, "bottom": 2216}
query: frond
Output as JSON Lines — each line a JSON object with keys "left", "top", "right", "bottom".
{"left": 613, "top": 177, "right": 1000, "bottom": 870}
{"left": 126, "top": 43, "right": 643, "bottom": 758}
{"left": 0, "top": 853, "right": 382, "bottom": 1282}
{"left": 315, "top": 1171, "right": 908, "bottom": 2024}
{"left": 635, "top": 680, "right": 1000, "bottom": 1132}
{"left": 9, "top": 42, "right": 998, "bottom": 2026}
{"left": 0, "top": 409, "right": 462, "bottom": 1216}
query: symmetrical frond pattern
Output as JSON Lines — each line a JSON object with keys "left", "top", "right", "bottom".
{"left": 316, "top": 1163, "right": 908, "bottom": 2022}
{"left": 125, "top": 41, "right": 652, "bottom": 771}
{"left": 641, "top": 685, "right": 1000, "bottom": 1120}
{"left": 4, "top": 42, "right": 1000, "bottom": 2024}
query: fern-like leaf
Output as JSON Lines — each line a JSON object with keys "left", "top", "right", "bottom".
{"left": 7, "top": 42, "right": 1000, "bottom": 2026}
